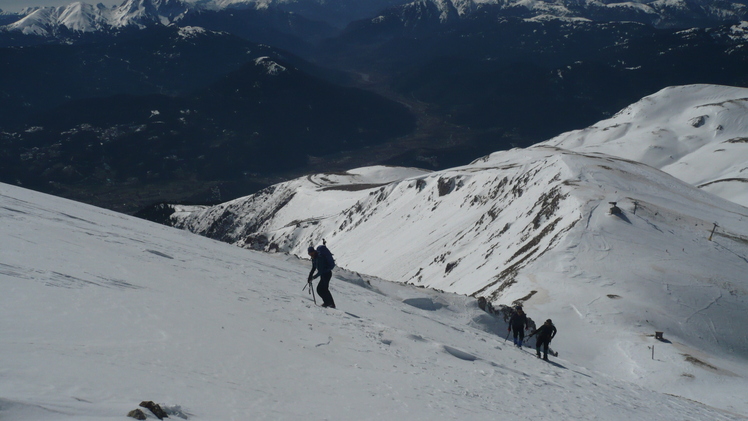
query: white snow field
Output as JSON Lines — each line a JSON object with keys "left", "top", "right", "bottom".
{"left": 547, "top": 84, "right": 748, "bottom": 207}
{"left": 0, "top": 180, "right": 745, "bottom": 420}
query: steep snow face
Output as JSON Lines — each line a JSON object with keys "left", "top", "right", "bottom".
{"left": 5, "top": 6, "right": 76, "bottom": 35}
{"left": 546, "top": 84, "right": 748, "bottom": 207}
{"left": 2, "top": 182, "right": 745, "bottom": 420}
{"left": 57, "top": 2, "right": 110, "bottom": 32}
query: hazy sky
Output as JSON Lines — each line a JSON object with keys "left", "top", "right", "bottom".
{"left": 0, "top": 0, "right": 119, "bottom": 13}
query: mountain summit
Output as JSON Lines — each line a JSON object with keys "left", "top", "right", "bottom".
{"left": 110, "top": 0, "right": 190, "bottom": 27}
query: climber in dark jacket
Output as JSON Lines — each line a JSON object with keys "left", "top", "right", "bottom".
{"left": 308, "top": 246, "right": 335, "bottom": 308}
{"left": 507, "top": 306, "right": 529, "bottom": 347}
{"left": 529, "top": 319, "right": 557, "bottom": 361}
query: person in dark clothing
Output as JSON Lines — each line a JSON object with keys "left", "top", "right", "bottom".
{"left": 308, "top": 246, "right": 335, "bottom": 308}
{"left": 507, "top": 307, "right": 529, "bottom": 347}
{"left": 529, "top": 319, "right": 557, "bottom": 361}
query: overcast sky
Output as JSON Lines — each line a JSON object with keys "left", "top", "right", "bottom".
{"left": 0, "top": 0, "right": 118, "bottom": 13}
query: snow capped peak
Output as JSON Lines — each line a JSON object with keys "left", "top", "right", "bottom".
{"left": 18, "top": 6, "right": 43, "bottom": 15}
{"left": 6, "top": 3, "right": 113, "bottom": 35}
{"left": 4, "top": 0, "right": 748, "bottom": 37}
{"left": 177, "top": 24, "right": 207, "bottom": 38}
{"left": 207, "top": 0, "right": 270, "bottom": 9}
{"left": 110, "top": 0, "right": 190, "bottom": 28}
{"left": 5, "top": 3, "right": 110, "bottom": 35}
{"left": 254, "top": 56, "right": 287, "bottom": 75}
{"left": 3, "top": 0, "right": 192, "bottom": 34}
{"left": 726, "top": 20, "right": 748, "bottom": 41}
{"left": 57, "top": 2, "right": 110, "bottom": 32}
{"left": 6, "top": 7, "right": 61, "bottom": 36}
{"left": 370, "top": 0, "right": 748, "bottom": 29}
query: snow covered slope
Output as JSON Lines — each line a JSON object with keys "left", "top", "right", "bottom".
{"left": 5, "top": 2, "right": 109, "bottom": 35}
{"left": 1, "top": 181, "right": 745, "bottom": 420}
{"left": 172, "top": 116, "right": 748, "bottom": 413}
{"left": 546, "top": 84, "right": 748, "bottom": 207}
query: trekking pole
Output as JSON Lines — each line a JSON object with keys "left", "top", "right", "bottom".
{"left": 505, "top": 329, "right": 511, "bottom": 342}
{"left": 303, "top": 279, "right": 317, "bottom": 304}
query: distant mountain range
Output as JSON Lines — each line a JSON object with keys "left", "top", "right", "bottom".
{"left": 0, "top": 0, "right": 339, "bottom": 48}
{"left": 0, "top": 0, "right": 403, "bottom": 36}
{"left": 2, "top": 0, "right": 747, "bottom": 39}
{"left": 1, "top": 0, "right": 748, "bottom": 213}
{"left": 360, "top": 0, "right": 748, "bottom": 29}
{"left": 4, "top": 0, "right": 191, "bottom": 36}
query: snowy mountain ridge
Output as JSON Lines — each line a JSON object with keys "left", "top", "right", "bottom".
{"left": 3, "top": 0, "right": 748, "bottom": 36}
{"left": 171, "top": 84, "right": 748, "bottom": 412}
{"left": 367, "top": 0, "right": 748, "bottom": 28}
{"left": 7, "top": 2, "right": 109, "bottom": 35}
{"left": 5, "top": 0, "right": 190, "bottom": 35}
{"left": 549, "top": 84, "right": 748, "bottom": 207}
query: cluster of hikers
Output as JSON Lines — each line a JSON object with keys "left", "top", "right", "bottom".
{"left": 305, "top": 241, "right": 557, "bottom": 360}
{"left": 507, "top": 305, "right": 557, "bottom": 361}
